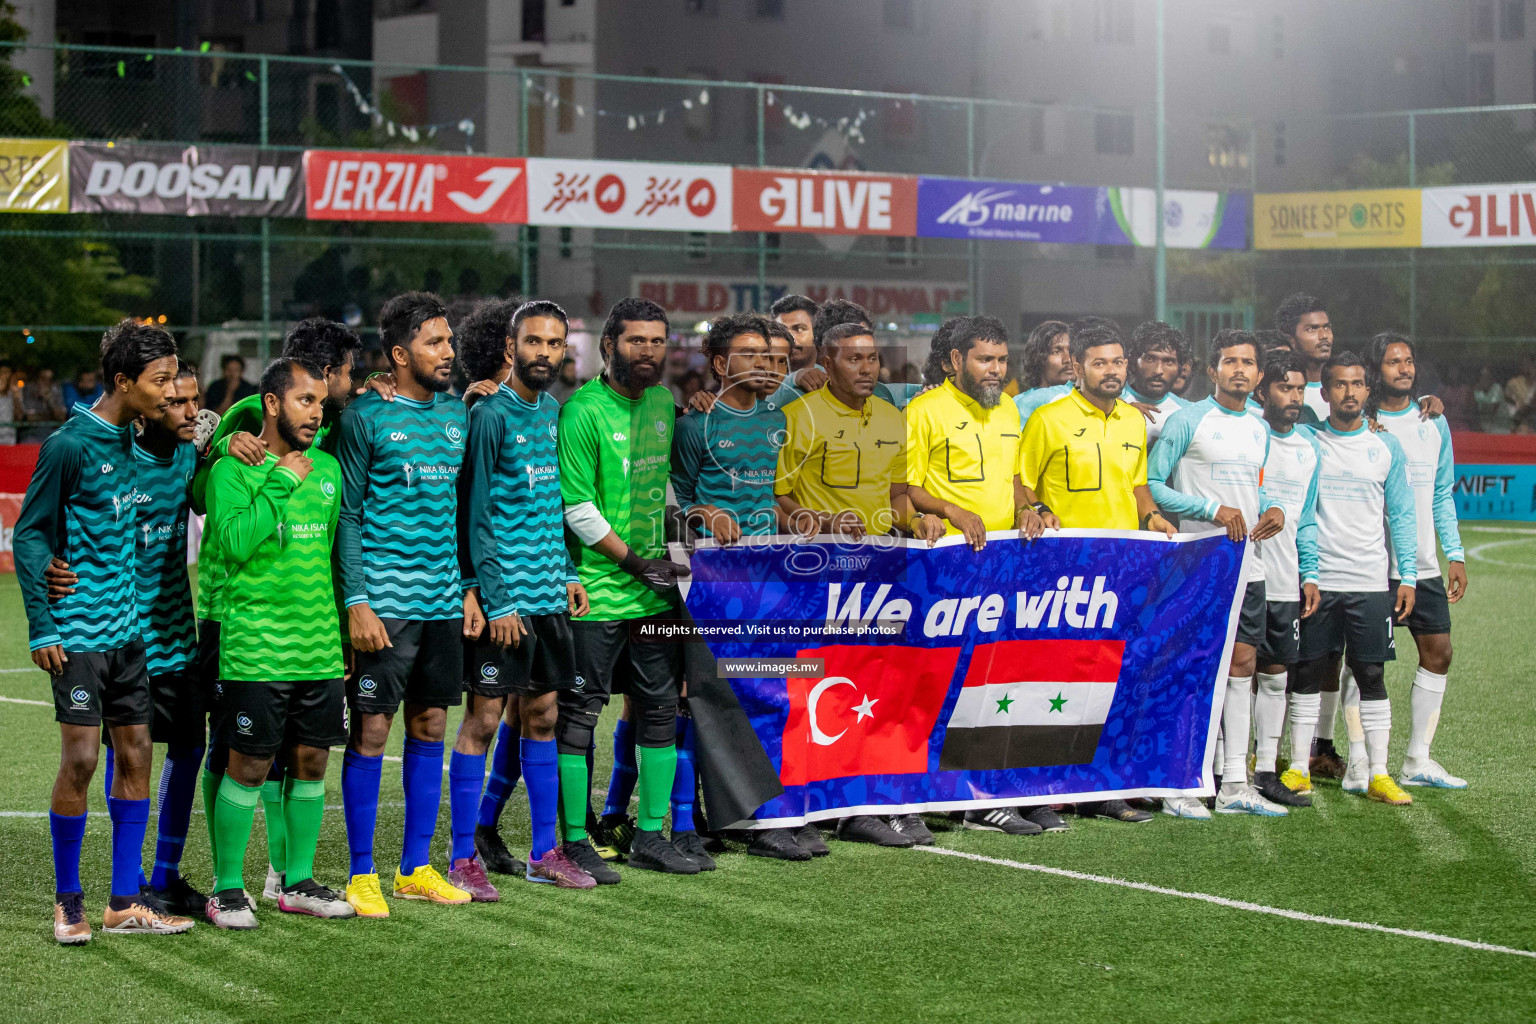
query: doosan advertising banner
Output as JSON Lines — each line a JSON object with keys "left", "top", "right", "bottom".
{"left": 304, "top": 151, "right": 526, "bottom": 223}
{"left": 732, "top": 168, "right": 918, "bottom": 236}
{"left": 70, "top": 142, "right": 304, "bottom": 217}
{"left": 681, "top": 530, "right": 1244, "bottom": 823}
{"left": 526, "top": 158, "right": 732, "bottom": 232}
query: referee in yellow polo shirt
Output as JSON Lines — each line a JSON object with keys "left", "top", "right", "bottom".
{"left": 1019, "top": 319, "right": 1175, "bottom": 536}
{"left": 904, "top": 315, "right": 1054, "bottom": 550}
{"left": 774, "top": 322, "right": 914, "bottom": 540}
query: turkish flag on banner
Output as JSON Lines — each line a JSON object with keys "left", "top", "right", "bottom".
{"left": 780, "top": 644, "right": 961, "bottom": 786}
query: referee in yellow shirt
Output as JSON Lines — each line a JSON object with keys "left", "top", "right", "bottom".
{"left": 774, "top": 322, "right": 913, "bottom": 540}
{"left": 1019, "top": 319, "right": 1174, "bottom": 536}
{"left": 904, "top": 315, "right": 1053, "bottom": 550}
{"left": 1016, "top": 318, "right": 1169, "bottom": 827}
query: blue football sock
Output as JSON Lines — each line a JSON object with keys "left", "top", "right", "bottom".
{"left": 602, "top": 718, "right": 637, "bottom": 818}
{"left": 106, "top": 796, "right": 149, "bottom": 898}
{"left": 476, "top": 721, "right": 520, "bottom": 829}
{"left": 400, "top": 738, "right": 444, "bottom": 876}
{"left": 447, "top": 749, "right": 485, "bottom": 863}
{"left": 149, "top": 745, "right": 202, "bottom": 890}
{"left": 521, "top": 738, "right": 559, "bottom": 859}
{"left": 102, "top": 744, "right": 115, "bottom": 802}
{"left": 342, "top": 749, "right": 382, "bottom": 877}
{"left": 50, "top": 811, "right": 87, "bottom": 894}
{"left": 670, "top": 716, "right": 697, "bottom": 834}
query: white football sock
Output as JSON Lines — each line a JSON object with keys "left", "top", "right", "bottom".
{"left": 1221, "top": 676, "right": 1254, "bottom": 786}
{"left": 1289, "top": 692, "right": 1322, "bottom": 770}
{"left": 1316, "top": 687, "right": 1340, "bottom": 742}
{"left": 1252, "top": 672, "right": 1288, "bottom": 773}
{"left": 1247, "top": 683, "right": 1258, "bottom": 755}
{"left": 1359, "top": 698, "right": 1392, "bottom": 777}
{"left": 1406, "top": 667, "right": 1447, "bottom": 765}
{"left": 1342, "top": 670, "right": 1366, "bottom": 768}
{"left": 1210, "top": 677, "right": 1228, "bottom": 781}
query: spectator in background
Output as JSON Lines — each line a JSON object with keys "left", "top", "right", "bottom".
{"left": 0, "top": 361, "right": 15, "bottom": 445}
{"left": 204, "top": 354, "right": 256, "bottom": 416}
{"left": 1439, "top": 363, "right": 1476, "bottom": 433}
{"left": 674, "top": 369, "right": 705, "bottom": 409}
{"left": 61, "top": 369, "right": 102, "bottom": 414}
{"left": 16, "top": 366, "right": 65, "bottom": 443}
{"left": 1509, "top": 354, "right": 1536, "bottom": 434}
{"left": 550, "top": 357, "right": 579, "bottom": 403}
{"left": 1475, "top": 365, "right": 1514, "bottom": 433}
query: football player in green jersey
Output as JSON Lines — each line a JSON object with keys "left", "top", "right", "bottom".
{"left": 203, "top": 358, "right": 354, "bottom": 929}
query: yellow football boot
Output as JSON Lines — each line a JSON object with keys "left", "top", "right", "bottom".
{"left": 345, "top": 872, "right": 390, "bottom": 918}
{"left": 393, "top": 865, "right": 471, "bottom": 904}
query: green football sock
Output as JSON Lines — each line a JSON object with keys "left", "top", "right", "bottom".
{"left": 261, "top": 778, "right": 287, "bottom": 874}
{"left": 557, "top": 753, "right": 589, "bottom": 842}
{"left": 212, "top": 777, "right": 262, "bottom": 894}
{"left": 201, "top": 767, "right": 222, "bottom": 856}
{"left": 281, "top": 778, "right": 326, "bottom": 887}
{"left": 635, "top": 743, "right": 678, "bottom": 833}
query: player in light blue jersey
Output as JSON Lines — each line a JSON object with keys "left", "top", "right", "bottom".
{"left": 1149, "top": 330, "right": 1288, "bottom": 818}
{"left": 1290, "top": 352, "right": 1418, "bottom": 807}
{"left": 1013, "top": 319, "right": 1074, "bottom": 427}
{"left": 1369, "top": 332, "right": 1469, "bottom": 790}
{"left": 1252, "top": 352, "right": 1324, "bottom": 803}
{"left": 1124, "top": 320, "right": 1193, "bottom": 445}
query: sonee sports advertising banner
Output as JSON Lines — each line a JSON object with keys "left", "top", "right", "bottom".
{"left": 70, "top": 142, "right": 304, "bottom": 217}
{"left": 680, "top": 529, "right": 1244, "bottom": 825}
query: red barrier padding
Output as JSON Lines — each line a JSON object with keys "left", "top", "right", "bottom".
{"left": 1451, "top": 432, "right": 1536, "bottom": 465}
{"left": 0, "top": 444, "right": 40, "bottom": 494}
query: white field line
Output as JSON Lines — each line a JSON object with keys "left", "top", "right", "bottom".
{"left": 915, "top": 845, "right": 1536, "bottom": 959}
{"left": 1463, "top": 525, "right": 1536, "bottom": 535}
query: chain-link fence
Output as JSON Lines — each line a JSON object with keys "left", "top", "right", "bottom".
{"left": 5, "top": 39, "right": 1536, "bottom": 422}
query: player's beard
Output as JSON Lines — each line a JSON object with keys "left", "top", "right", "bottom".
{"left": 408, "top": 356, "right": 452, "bottom": 394}
{"left": 958, "top": 366, "right": 1004, "bottom": 408}
{"left": 514, "top": 353, "right": 557, "bottom": 392}
{"left": 611, "top": 347, "right": 662, "bottom": 391}
{"left": 277, "top": 410, "right": 315, "bottom": 452}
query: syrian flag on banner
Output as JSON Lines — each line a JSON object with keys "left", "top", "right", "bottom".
{"left": 780, "top": 644, "right": 960, "bottom": 786}
{"left": 938, "top": 639, "right": 1123, "bottom": 771}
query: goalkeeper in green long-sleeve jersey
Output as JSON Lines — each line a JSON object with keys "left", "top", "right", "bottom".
{"left": 191, "top": 319, "right": 361, "bottom": 902}
{"left": 202, "top": 358, "right": 355, "bottom": 929}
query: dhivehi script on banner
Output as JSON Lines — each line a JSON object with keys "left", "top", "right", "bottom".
{"left": 679, "top": 529, "right": 1245, "bottom": 825}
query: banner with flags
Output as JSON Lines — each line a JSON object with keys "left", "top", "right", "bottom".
{"left": 679, "top": 529, "right": 1245, "bottom": 825}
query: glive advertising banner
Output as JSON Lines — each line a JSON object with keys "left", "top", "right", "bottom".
{"left": 1422, "top": 183, "right": 1536, "bottom": 246}
{"left": 0, "top": 139, "right": 68, "bottom": 213}
{"left": 305, "top": 151, "right": 526, "bottom": 222}
{"left": 70, "top": 142, "right": 304, "bottom": 217}
{"left": 916, "top": 178, "right": 1247, "bottom": 249}
{"left": 681, "top": 530, "right": 1244, "bottom": 824}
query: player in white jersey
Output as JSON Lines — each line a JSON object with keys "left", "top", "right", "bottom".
{"left": 1124, "top": 320, "right": 1192, "bottom": 445}
{"left": 1273, "top": 292, "right": 1335, "bottom": 422}
{"left": 1369, "top": 332, "right": 1469, "bottom": 789}
{"left": 1251, "top": 352, "right": 1323, "bottom": 805}
{"left": 1148, "top": 330, "right": 1286, "bottom": 818}
{"left": 1289, "top": 352, "right": 1419, "bottom": 807}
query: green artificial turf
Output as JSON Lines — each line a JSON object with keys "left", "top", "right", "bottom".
{"left": 1, "top": 526, "right": 1534, "bottom": 1022}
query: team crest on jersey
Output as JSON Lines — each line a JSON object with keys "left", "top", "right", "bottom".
{"left": 1368, "top": 447, "right": 1380, "bottom": 463}
{"left": 1418, "top": 424, "right": 1430, "bottom": 440}
{"left": 235, "top": 712, "right": 254, "bottom": 736}
{"left": 573, "top": 674, "right": 585, "bottom": 691}
{"left": 655, "top": 420, "right": 667, "bottom": 437}
{"left": 446, "top": 424, "right": 464, "bottom": 446}
{"left": 481, "top": 663, "right": 499, "bottom": 681}
{"left": 769, "top": 428, "right": 788, "bottom": 448}
{"left": 358, "top": 675, "right": 378, "bottom": 695}
{"left": 322, "top": 481, "right": 335, "bottom": 499}
{"left": 69, "top": 687, "right": 90, "bottom": 710}
{"left": 548, "top": 422, "right": 558, "bottom": 440}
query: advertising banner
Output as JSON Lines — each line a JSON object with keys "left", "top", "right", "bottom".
{"left": 1422, "top": 184, "right": 1536, "bottom": 247}
{"left": 0, "top": 139, "right": 68, "bottom": 213}
{"left": 631, "top": 273, "right": 967, "bottom": 318}
{"left": 71, "top": 142, "right": 304, "bottom": 217}
{"left": 681, "top": 530, "right": 1243, "bottom": 824}
{"left": 1453, "top": 465, "right": 1536, "bottom": 520}
{"left": 526, "top": 158, "right": 732, "bottom": 232}
{"left": 732, "top": 167, "right": 917, "bottom": 235}
{"left": 0, "top": 493, "right": 19, "bottom": 573}
{"left": 305, "top": 150, "right": 525, "bottom": 223}
{"left": 915, "top": 178, "right": 1096, "bottom": 243}
{"left": 1097, "top": 187, "right": 1250, "bottom": 249}
{"left": 1254, "top": 188, "right": 1421, "bottom": 249}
